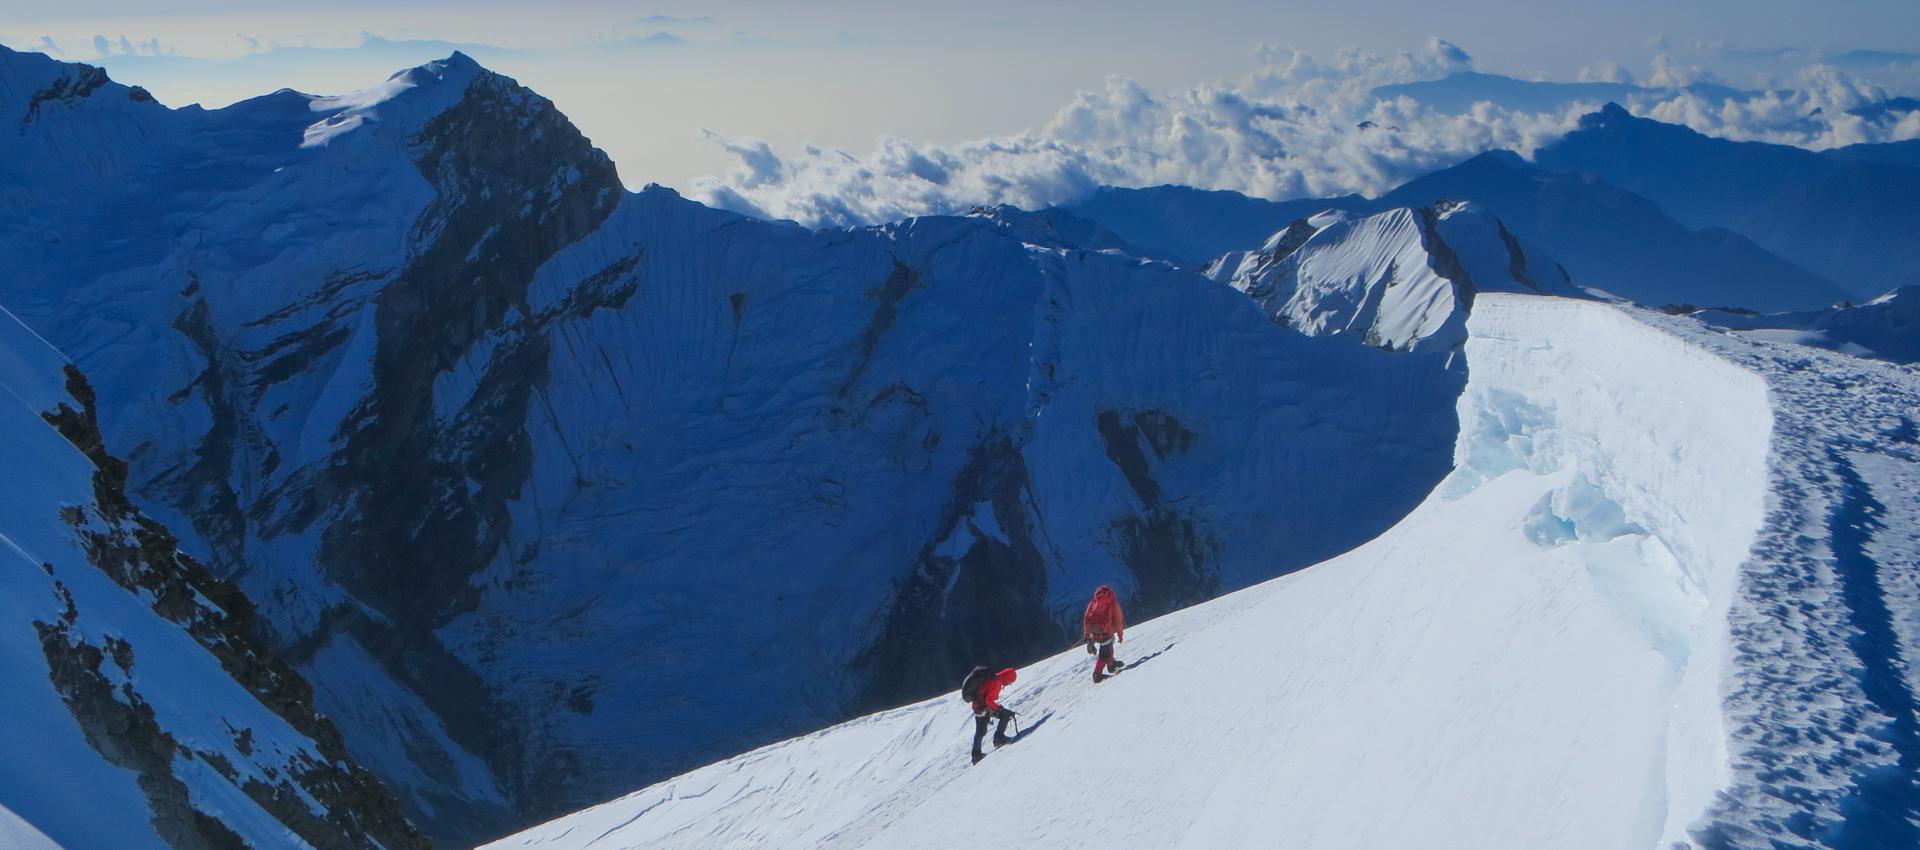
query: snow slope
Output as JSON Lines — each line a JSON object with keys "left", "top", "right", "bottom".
{"left": 1691, "top": 286, "right": 1920, "bottom": 365}
{"left": 0, "top": 308, "right": 424, "bottom": 849}
{"left": 483, "top": 292, "right": 1832, "bottom": 848}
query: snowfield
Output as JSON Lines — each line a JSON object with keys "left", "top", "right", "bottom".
{"left": 485, "top": 290, "right": 1920, "bottom": 849}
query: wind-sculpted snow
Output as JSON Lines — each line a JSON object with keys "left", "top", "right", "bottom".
{"left": 1206, "top": 203, "right": 1578, "bottom": 353}
{"left": 1629, "top": 308, "right": 1920, "bottom": 848}
{"left": 482, "top": 294, "right": 1812, "bottom": 848}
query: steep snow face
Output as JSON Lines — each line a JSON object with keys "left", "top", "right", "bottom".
{"left": 0, "top": 47, "right": 1463, "bottom": 843}
{"left": 0, "top": 310, "right": 424, "bottom": 850}
{"left": 481, "top": 294, "right": 1783, "bottom": 849}
{"left": 1206, "top": 203, "right": 1579, "bottom": 353}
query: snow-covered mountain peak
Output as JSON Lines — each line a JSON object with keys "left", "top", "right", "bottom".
{"left": 302, "top": 51, "right": 486, "bottom": 148}
{"left": 0, "top": 44, "right": 159, "bottom": 128}
{"left": 1206, "top": 202, "right": 1579, "bottom": 353}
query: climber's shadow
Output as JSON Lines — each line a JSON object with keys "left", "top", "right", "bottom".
{"left": 1117, "top": 643, "right": 1174, "bottom": 673}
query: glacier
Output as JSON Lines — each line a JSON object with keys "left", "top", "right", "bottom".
{"left": 485, "top": 292, "right": 1920, "bottom": 849}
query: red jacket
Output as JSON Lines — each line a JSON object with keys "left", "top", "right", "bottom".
{"left": 978, "top": 668, "right": 1017, "bottom": 711}
{"left": 1083, "top": 585, "right": 1125, "bottom": 641}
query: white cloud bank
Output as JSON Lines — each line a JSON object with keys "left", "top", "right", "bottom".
{"left": 688, "top": 42, "right": 1920, "bottom": 227}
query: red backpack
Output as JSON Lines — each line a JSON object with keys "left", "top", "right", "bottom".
{"left": 1085, "top": 590, "right": 1118, "bottom": 637}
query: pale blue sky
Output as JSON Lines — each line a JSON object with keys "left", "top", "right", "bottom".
{"left": 3, "top": 1, "right": 1916, "bottom": 190}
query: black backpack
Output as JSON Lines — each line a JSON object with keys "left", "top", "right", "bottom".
{"left": 959, "top": 665, "right": 992, "bottom": 704}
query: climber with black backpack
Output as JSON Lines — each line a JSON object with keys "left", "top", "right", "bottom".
{"left": 960, "top": 665, "right": 1019, "bottom": 764}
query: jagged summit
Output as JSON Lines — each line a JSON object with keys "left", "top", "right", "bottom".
{"left": 0, "top": 44, "right": 160, "bottom": 127}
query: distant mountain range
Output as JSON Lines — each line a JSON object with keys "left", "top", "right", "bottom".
{"left": 1370, "top": 70, "right": 1760, "bottom": 114}
{"left": 1065, "top": 101, "right": 1920, "bottom": 311}
{"left": 1536, "top": 103, "right": 1920, "bottom": 299}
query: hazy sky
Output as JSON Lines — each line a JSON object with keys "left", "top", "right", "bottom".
{"left": 3, "top": 1, "right": 1917, "bottom": 191}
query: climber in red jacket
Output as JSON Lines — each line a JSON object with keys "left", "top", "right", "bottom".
{"left": 1083, "top": 585, "right": 1127, "bottom": 683}
{"left": 962, "top": 666, "right": 1018, "bottom": 764}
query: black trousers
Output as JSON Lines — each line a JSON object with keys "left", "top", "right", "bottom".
{"left": 972, "top": 705, "right": 1011, "bottom": 753}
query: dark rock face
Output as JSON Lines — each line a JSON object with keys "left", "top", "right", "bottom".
{"left": 1096, "top": 409, "right": 1220, "bottom": 617}
{"left": 41, "top": 365, "right": 428, "bottom": 850}
{"left": 21, "top": 63, "right": 109, "bottom": 125}
{"left": 324, "top": 68, "right": 623, "bottom": 625}
{"left": 280, "top": 69, "right": 626, "bottom": 835}
{"left": 854, "top": 431, "right": 1060, "bottom": 710}
{"left": 36, "top": 620, "right": 251, "bottom": 850}
{"left": 1414, "top": 205, "right": 1477, "bottom": 312}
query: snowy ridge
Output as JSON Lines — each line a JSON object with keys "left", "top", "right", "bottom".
{"left": 1636, "top": 307, "right": 1920, "bottom": 846}
{"left": 483, "top": 293, "right": 1841, "bottom": 848}
{"left": 1205, "top": 202, "right": 1579, "bottom": 353}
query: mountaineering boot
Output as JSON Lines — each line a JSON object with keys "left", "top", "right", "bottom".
{"left": 993, "top": 733, "right": 1011, "bottom": 747}
{"left": 1109, "top": 659, "right": 1126, "bottom": 671}
{"left": 971, "top": 750, "right": 986, "bottom": 765}
{"left": 1093, "top": 671, "right": 1105, "bottom": 683}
